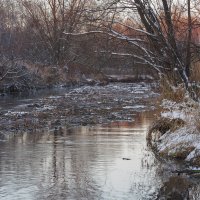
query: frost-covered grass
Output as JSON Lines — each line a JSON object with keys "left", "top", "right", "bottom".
{"left": 149, "top": 97, "right": 200, "bottom": 166}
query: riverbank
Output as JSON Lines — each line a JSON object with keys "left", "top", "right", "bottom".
{"left": 148, "top": 97, "right": 200, "bottom": 167}
{"left": 0, "top": 60, "right": 108, "bottom": 94}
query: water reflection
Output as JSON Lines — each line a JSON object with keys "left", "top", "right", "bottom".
{"left": 0, "top": 112, "right": 199, "bottom": 200}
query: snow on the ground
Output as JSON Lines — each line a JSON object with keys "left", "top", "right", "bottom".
{"left": 157, "top": 126, "right": 199, "bottom": 152}
{"left": 161, "top": 98, "right": 198, "bottom": 124}
{"left": 66, "top": 83, "right": 158, "bottom": 97}
{"left": 36, "top": 105, "right": 55, "bottom": 111}
{"left": 161, "top": 111, "right": 187, "bottom": 121}
{"left": 5, "top": 111, "right": 29, "bottom": 117}
{"left": 123, "top": 105, "right": 146, "bottom": 109}
{"left": 153, "top": 98, "right": 200, "bottom": 165}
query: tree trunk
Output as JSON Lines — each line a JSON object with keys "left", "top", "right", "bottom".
{"left": 185, "top": 0, "right": 192, "bottom": 78}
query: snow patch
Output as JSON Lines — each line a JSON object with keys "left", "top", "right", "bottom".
{"left": 5, "top": 111, "right": 29, "bottom": 117}
{"left": 152, "top": 98, "right": 200, "bottom": 165}
{"left": 36, "top": 105, "right": 55, "bottom": 111}
{"left": 161, "top": 111, "right": 187, "bottom": 121}
{"left": 123, "top": 105, "right": 146, "bottom": 109}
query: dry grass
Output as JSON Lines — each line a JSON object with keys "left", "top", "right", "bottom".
{"left": 159, "top": 76, "right": 186, "bottom": 102}
{"left": 195, "top": 111, "right": 200, "bottom": 132}
{"left": 17, "top": 61, "right": 108, "bottom": 86}
{"left": 191, "top": 62, "right": 200, "bottom": 82}
{"left": 158, "top": 62, "right": 200, "bottom": 102}
{"left": 188, "top": 62, "right": 200, "bottom": 99}
{"left": 147, "top": 117, "right": 185, "bottom": 142}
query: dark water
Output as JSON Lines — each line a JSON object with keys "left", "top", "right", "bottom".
{"left": 0, "top": 111, "right": 199, "bottom": 200}
{"left": 0, "top": 87, "right": 70, "bottom": 111}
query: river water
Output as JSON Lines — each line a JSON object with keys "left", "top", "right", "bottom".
{"left": 0, "top": 83, "right": 199, "bottom": 200}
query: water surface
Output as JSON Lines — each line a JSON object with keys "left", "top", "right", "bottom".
{"left": 0, "top": 83, "right": 199, "bottom": 199}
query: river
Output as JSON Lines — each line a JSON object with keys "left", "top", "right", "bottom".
{"left": 0, "top": 83, "right": 199, "bottom": 199}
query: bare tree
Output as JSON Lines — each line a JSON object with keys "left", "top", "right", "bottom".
{"left": 81, "top": 0, "right": 198, "bottom": 93}
{"left": 20, "top": 0, "right": 88, "bottom": 65}
{"left": 1, "top": 0, "right": 199, "bottom": 93}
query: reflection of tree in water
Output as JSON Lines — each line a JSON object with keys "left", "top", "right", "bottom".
{"left": 103, "top": 111, "right": 156, "bottom": 130}
{"left": 2, "top": 109, "right": 200, "bottom": 199}
{"left": 66, "top": 128, "right": 106, "bottom": 199}
{"left": 38, "top": 127, "right": 103, "bottom": 199}
{"left": 38, "top": 128, "right": 69, "bottom": 199}
{"left": 36, "top": 125, "right": 200, "bottom": 199}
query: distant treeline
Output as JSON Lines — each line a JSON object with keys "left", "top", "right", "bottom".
{"left": 1, "top": 0, "right": 200, "bottom": 93}
{"left": 0, "top": 1, "right": 157, "bottom": 76}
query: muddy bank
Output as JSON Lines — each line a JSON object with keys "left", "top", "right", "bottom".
{"left": 0, "top": 83, "right": 158, "bottom": 138}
